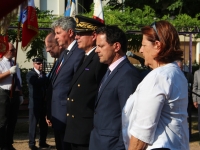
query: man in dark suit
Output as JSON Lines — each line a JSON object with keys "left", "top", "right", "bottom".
{"left": 47, "top": 17, "right": 84, "bottom": 150}
{"left": 26, "top": 58, "right": 49, "bottom": 150}
{"left": 64, "top": 15, "right": 107, "bottom": 150}
{"left": 89, "top": 25, "right": 140, "bottom": 150}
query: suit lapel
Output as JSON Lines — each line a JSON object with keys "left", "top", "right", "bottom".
{"left": 52, "top": 42, "right": 79, "bottom": 85}
{"left": 95, "top": 58, "right": 129, "bottom": 106}
{"left": 70, "top": 50, "right": 96, "bottom": 87}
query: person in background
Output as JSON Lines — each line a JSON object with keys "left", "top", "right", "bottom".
{"left": 44, "top": 32, "right": 64, "bottom": 92}
{"left": 64, "top": 15, "right": 107, "bottom": 150}
{"left": 176, "top": 59, "right": 193, "bottom": 139}
{"left": 123, "top": 21, "right": 189, "bottom": 150}
{"left": 47, "top": 17, "right": 84, "bottom": 150}
{"left": 193, "top": 67, "right": 200, "bottom": 143}
{"left": 89, "top": 25, "right": 140, "bottom": 150}
{"left": 26, "top": 58, "right": 49, "bottom": 150}
{"left": 45, "top": 32, "right": 63, "bottom": 59}
{"left": 0, "top": 42, "right": 23, "bottom": 150}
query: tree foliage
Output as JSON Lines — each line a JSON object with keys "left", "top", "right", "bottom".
{"left": 8, "top": 8, "right": 58, "bottom": 61}
{"left": 106, "top": 0, "right": 200, "bottom": 18}
{"left": 83, "top": 4, "right": 200, "bottom": 51}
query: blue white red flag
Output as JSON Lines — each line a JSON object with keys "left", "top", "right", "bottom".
{"left": 93, "top": 0, "right": 104, "bottom": 24}
{"left": 19, "top": 0, "right": 38, "bottom": 51}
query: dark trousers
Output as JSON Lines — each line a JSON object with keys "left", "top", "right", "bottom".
{"left": 54, "top": 129, "right": 71, "bottom": 150}
{"left": 198, "top": 104, "right": 200, "bottom": 138}
{"left": 70, "top": 143, "right": 89, "bottom": 150}
{"left": 28, "top": 108, "right": 48, "bottom": 147}
{"left": 0, "top": 90, "right": 20, "bottom": 149}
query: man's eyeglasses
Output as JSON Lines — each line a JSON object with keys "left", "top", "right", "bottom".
{"left": 150, "top": 22, "right": 160, "bottom": 41}
{"left": 36, "top": 62, "right": 42, "bottom": 65}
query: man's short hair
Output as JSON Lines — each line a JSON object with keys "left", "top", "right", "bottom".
{"left": 51, "top": 17, "right": 76, "bottom": 32}
{"left": 96, "top": 25, "right": 127, "bottom": 53}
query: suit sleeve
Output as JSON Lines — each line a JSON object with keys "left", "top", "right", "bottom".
{"left": 193, "top": 71, "right": 198, "bottom": 102}
{"left": 117, "top": 69, "right": 140, "bottom": 109}
{"left": 115, "top": 69, "right": 140, "bottom": 149}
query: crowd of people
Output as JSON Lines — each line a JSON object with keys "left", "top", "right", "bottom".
{"left": 0, "top": 15, "right": 194, "bottom": 150}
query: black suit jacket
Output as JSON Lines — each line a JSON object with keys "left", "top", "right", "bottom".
{"left": 46, "top": 42, "right": 84, "bottom": 131}
{"left": 26, "top": 69, "right": 47, "bottom": 109}
{"left": 64, "top": 50, "right": 107, "bottom": 144}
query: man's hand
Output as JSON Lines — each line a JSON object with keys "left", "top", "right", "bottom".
{"left": 9, "top": 66, "right": 17, "bottom": 74}
{"left": 46, "top": 116, "right": 52, "bottom": 126}
{"left": 194, "top": 102, "right": 198, "bottom": 108}
{"left": 19, "top": 96, "right": 24, "bottom": 105}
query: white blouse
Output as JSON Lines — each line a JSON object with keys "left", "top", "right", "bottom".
{"left": 122, "top": 63, "right": 189, "bottom": 150}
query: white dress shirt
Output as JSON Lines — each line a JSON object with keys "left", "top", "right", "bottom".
{"left": 0, "top": 57, "right": 22, "bottom": 90}
{"left": 122, "top": 62, "right": 189, "bottom": 150}
{"left": 67, "top": 40, "right": 76, "bottom": 52}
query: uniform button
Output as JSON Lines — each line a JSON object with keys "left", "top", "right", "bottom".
{"left": 72, "top": 115, "right": 75, "bottom": 118}
{"left": 67, "top": 98, "right": 70, "bottom": 101}
{"left": 67, "top": 113, "right": 69, "bottom": 116}
{"left": 78, "top": 84, "right": 80, "bottom": 87}
{"left": 71, "top": 99, "right": 74, "bottom": 102}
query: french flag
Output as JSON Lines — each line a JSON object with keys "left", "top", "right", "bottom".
{"left": 20, "top": 0, "right": 38, "bottom": 51}
{"left": 93, "top": 0, "right": 105, "bottom": 24}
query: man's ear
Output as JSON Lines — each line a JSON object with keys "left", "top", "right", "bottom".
{"left": 68, "top": 29, "right": 74, "bottom": 37}
{"left": 114, "top": 42, "right": 121, "bottom": 52}
{"left": 92, "top": 31, "right": 97, "bottom": 42}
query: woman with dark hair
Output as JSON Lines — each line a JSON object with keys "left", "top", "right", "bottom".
{"left": 122, "top": 21, "right": 189, "bottom": 150}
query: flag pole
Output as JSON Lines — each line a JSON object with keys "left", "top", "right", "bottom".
{"left": 10, "top": 11, "right": 21, "bottom": 98}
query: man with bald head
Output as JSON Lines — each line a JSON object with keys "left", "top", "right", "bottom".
{"left": 0, "top": 42, "right": 23, "bottom": 150}
{"left": 45, "top": 32, "right": 63, "bottom": 59}
{"left": 45, "top": 32, "right": 64, "bottom": 129}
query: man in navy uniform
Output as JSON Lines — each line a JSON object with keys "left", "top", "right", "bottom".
{"left": 64, "top": 15, "right": 107, "bottom": 150}
{"left": 26, "top": 58, "right": 49, "bottom": 150}
{"left": 89, "top": 25, "right": 140, "bottom": 150}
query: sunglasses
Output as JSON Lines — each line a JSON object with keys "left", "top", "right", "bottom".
{"left": 76, "top": 31, "right": 93, "bottom": 36}
{"left": 150, "top": 22, "right": 160, "bottom": 41}
{"left": 36, "top": 62, "right": 42, "bottom": 65}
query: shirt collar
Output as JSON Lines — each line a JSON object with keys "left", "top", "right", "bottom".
{"left": 109, "top": 55, "right": 126, "bottom": 72}
{"left": 67, "top": 40, "right": 76, "bottom": 51}
{"left": 3, "top": 56, "right": 10, "bottom": 61}
{"left": 34, "top": 67, "right": 40, "bottom": 74}
{"left": 86, "top": 47, "right": 96, "bottom": 56}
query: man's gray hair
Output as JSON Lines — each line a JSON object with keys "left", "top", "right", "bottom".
{"left": 51, "top": 17, "right": 76, "bottom": 32}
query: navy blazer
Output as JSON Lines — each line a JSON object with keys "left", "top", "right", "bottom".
{"left": 49, "top": 42, "right": 84, "bottom": 130}
{"left": 89, "top": 58, "right": 140, "bottom": 150}
{"left": 26, "top": 69, "right": 47, "bottom": 109}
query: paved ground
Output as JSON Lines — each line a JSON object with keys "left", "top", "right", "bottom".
{"left": 13, "top": 118, "right": 56, "bottom": 150}
{"left": 11, "top": 111, "right": 200, "bottom": 150}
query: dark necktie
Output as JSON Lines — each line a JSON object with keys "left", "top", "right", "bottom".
{"left": 83, "top": 55, "right": 88, "bottom": 62}
{"left": 100, "top": 68, "right": 111, "bottom": 86}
